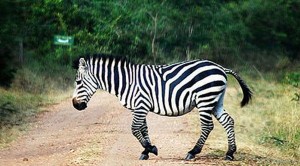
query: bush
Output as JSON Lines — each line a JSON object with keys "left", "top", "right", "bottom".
{"left": 0, "top": 49, "right": 17, "bottom": 87}
{"left": 284, "top": 72, "right": 300, "bottom": 88}
{"left": 0, "top": 88, "right": 43, "bottom": 145}
{"left": 12, "top": 67, "right": 47, "bottom": 94}
{"left": 11, "top": 56, "right": 74, "bottom": 94}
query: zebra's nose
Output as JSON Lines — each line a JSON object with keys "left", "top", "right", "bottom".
{"left": 72, "top": 98, "right": 87, "bottom": 111}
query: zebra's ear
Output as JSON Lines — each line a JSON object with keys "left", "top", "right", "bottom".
{"left": 79, "top": 58, "right": 86, "bottom": 67}
{"left": 79, "top": 58, "right": 87, "bottom": 73}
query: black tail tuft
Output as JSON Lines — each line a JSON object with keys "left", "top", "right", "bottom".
{"left": 225, "top": 69, "right": 253, "bottom": 107}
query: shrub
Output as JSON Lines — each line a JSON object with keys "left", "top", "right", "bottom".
{"left": 284, "top": 72, "right": 300, "bottom": 88}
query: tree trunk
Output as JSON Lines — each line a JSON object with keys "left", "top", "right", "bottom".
{"left": 19, "top": 38, "right": 24, "bottom": 64}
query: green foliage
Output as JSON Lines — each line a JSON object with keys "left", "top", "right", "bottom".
{"left": 241, "top": 0, "right": 300, "bottom": 59}
{"left": 0, "top": 58, "right": 16, "bottom": 87}
{"left": 0, "top": 0, "right": 23, "bottom": 87}
{"left": 11, "top": 55, "right": 74, "bottom": 94}
{"left": 0, "top": 0, "right": 298, "bottom": 80}
{"left": 283, "top": 72, "right": 300, "bottom": 102}
{"left": 284, "top": 72, "right": 300, "bottom": 88}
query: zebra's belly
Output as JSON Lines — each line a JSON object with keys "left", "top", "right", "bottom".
{"left": 152, "top": 100, "right": 197, "bottom": 117}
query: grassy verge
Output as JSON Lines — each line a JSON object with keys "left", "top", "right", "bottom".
{"left": 217, "top": 73, "right": 300, "bottom": 165}
{"left": 0, "top": 89, "right": 41, "bottom": 146}
{"left": 0, "top": 59, "right": 74, "bottom": 147}
{"left": 0, "top": 88, "right": 72, "bottom": 148}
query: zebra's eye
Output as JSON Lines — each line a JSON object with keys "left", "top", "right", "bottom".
{"left": 86, "top": 76, "right": 91, "bottom": 81}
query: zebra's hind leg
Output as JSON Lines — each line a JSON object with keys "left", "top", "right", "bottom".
{"left": 213, "top": 91, "right": 236, "bottom": 160}
{"left": 131, "top": 112, "right": 157, "bottom": 160}
{"left": 185, "top": 110, "right": 214, "bottom": 160}
{"left": 214, "top": 111, "right": 236, "bottom": 160}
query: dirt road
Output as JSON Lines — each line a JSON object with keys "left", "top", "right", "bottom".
{"left": 0, "top": 91, "right": 233, "bottom": 166}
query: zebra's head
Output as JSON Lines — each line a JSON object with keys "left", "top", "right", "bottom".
{"left": 72, "top": 57, "right": 98, "bottom": 111}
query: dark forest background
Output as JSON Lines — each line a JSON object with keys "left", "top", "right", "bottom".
{"left": 0, "top": 0, "right": 299, "bottom": 88}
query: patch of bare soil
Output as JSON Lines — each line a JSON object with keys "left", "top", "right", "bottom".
{"left": 0, "top": 91, "right": 258, "bottom": 166}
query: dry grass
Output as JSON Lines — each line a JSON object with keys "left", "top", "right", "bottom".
{"left": 214, "top": 76, "right": 300, "bottom": 165}
{"left": 70, "top": 137, "right": 103, "bottom": 166}
{"left": 188, "top": 75, "right": 299, "bottom": 165}
{"left": 0, "top": 63, "right": 74, "bottom": 147}
{"left": 0, "top": 88, "right": 73, "bottom": 148}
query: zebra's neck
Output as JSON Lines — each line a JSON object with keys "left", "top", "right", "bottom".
{"left": 89, "top": 56, "right": 137, "bottom": 99}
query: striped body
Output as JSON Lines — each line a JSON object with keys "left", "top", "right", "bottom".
{"left": 72, "top": 54, "right": 252, "bottom": 161}
{"left": 85, "top": 57, "right": 227, "bottom": 116}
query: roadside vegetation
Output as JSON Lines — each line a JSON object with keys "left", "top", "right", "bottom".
{"left": 224, "top": 73, "right": 300, "bottom": 165}
{"left": 0, "top": 0, "right": 299, "bottom": 164}
{"left": 0, "top": 58, "right": 73, "bottom": 146}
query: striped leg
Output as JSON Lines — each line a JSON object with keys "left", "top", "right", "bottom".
{"left": 215, "top": 111, "right": 236, "bottom": 160}
{"left": 213, "top": 91, "right": 236, "bottom": 160}
{"left": 141, "top": 119, "right": 151, "bottom": 143}
{"left": 186, "top": 110, "right": 214, "bottom": 160}
{"left": 139, "top": 119, "right": 154, "bottom": 160}
{"left": 131, "top": 111, "right": 157, "bottom": 160}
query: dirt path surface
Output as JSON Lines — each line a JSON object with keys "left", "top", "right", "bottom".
{"left": 0, "top": 91, "right": 231, "bottom": 166}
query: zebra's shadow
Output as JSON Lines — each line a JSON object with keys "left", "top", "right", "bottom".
{"left": 151, "top": 155, "right": 223, "bottom": 165}
{"left": 149, "top": 150, "right": 292, "bottom": 165}
{"left": 205, "top": 150, "right": 296, "bottom": 165}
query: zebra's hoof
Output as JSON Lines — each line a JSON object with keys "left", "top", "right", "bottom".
{"left": 225, "top": 155, "right": 234, "bottom": 161}
{"left": 139, "top": 153, "right": 149, "bottom": 160}
{"left": 150, "top": 145, "right": 158, "bottom": 156}
{"left": 185, "top": 153, "right": 195, "bottom": 160}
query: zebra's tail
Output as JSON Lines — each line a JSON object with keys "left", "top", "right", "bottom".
{"left": 224, "top": 69, "right": 253, "bottom": 107}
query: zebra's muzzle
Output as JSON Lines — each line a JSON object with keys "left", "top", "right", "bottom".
{"left": 72, "top": 98, "right": 87, "bottom": 111}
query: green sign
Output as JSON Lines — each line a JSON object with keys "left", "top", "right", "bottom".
{"left": 54, "top": 35, "right": 74, "bottom": 46}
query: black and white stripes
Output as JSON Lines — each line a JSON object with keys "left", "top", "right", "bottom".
{"left": 72, "top": 54, "right": 252, "bottom": 161}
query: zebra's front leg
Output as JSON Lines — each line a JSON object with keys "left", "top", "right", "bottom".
{"left": 132, "top": 113, "right": 158, "bottom": 160}
{"left": 185, "top": 111, "right": 214, "bottom": 160}
{"left": 139, "top": 119, "right": 155, "bottom": 160}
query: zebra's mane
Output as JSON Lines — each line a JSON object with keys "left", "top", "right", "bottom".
{"left": 72, "top": 53, "right": 128, "bottom": 69}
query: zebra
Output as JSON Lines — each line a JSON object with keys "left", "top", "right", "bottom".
{"left": 72, "top": 53, "right": 252, "bottom": 161}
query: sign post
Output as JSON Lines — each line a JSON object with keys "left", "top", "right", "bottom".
{"left": 54, "top": 35, "right": 74, "bottom": 46}
{"left": 54, "top": 35, "right": 74, "bottom": 65}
